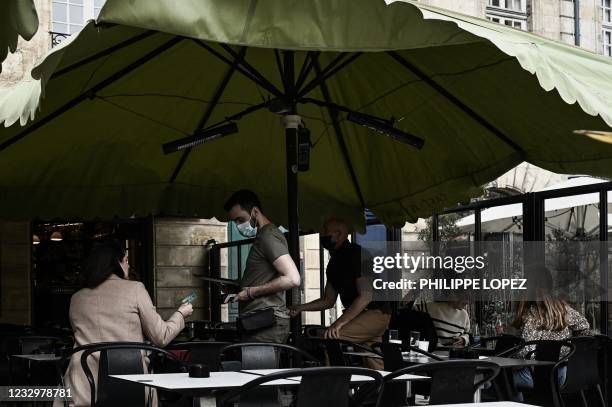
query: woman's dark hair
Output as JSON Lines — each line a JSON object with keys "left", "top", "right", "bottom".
{"left": 83, "top": 240, "right": 126, "bottom": 289}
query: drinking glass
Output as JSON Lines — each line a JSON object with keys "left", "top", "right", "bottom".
{"left": 409, "top": 331, "right": 420, "bottom": 356}
{"left": 389, "top": 329, "right": 401, "bottom": 344}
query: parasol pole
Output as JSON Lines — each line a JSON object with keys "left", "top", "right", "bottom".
{"left": 283, "top": 113, "right": 301, "bottom": 335}
{"left": 282, "top": 50, "right": 302, "bottom": 337}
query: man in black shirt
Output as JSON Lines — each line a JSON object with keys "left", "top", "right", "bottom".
{"left": 289, "top": 218, "right": 390, "bottom": 368}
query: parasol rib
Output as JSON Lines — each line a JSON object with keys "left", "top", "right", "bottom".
{"left": 51, "top": 30, "right": 156, "bottom": 79}
{"left": 298, "top": 52, "right": 363, "bottom": 98}
{"left": 312, "top": 56, "right": 366, "bottom": 209}
{"left": 0, "top": 36, "right": 184, "bottom": 153}
{"left": 387, "top": 50, "right": 525, "bottom": 155}
{"left": 220, "top": 44, "right": 284, "bottom": 97}
{"left": 169, "top": 46, "right": 248, "bottom": 183}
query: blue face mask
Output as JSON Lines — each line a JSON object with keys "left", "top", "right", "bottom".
{"left": 236, "top": 213, "right": 257, "bottom": 238}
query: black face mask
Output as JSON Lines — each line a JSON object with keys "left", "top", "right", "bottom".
{"left": 320, "top": 235, "right": 336, "bottom": 251}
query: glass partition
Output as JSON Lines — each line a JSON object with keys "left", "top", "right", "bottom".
{"left": 478, "top": 204, "right": 524, "bottom": 336}
{"left": 544, "top": 192, "right": 602, "bottom": 333}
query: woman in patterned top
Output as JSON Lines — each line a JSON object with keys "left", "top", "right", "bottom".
{"left": 511, "top": 266, "right": 590, "bottom": 396}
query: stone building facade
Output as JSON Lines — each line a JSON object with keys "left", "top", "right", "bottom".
{"left": 2, "top": 0, "right": 611, "bottom": 91}
{"left": 424, "top": 0, "right": 609, "bottom": 55}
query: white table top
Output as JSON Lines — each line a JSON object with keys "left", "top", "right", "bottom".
{"left": 12, "top": 354, "right": 61, "bottom": 361}
{"left": 241, "top": 368, "right": 429, "bottom": 383}
{"left": 111, "top": 368, "right": 429, "bottom": 392}
{"left": 436, "top": 403, "right": 537, "bottom": 407}
{"left": 111, "top": 371, "right": 298, "bottom": 390}
{"left": 111, "top": 372, "right": 296, "bottom": 390}
{"left": 345, "top": 351, "right": 553, "bottom": 369}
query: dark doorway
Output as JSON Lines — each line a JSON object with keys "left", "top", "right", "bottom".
{"left": 31, "top": 219, "right": 153, "bottom": 329}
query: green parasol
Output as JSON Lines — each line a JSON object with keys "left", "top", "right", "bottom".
{"left": 0, "top": 0, "right": 611, "bottom": 235}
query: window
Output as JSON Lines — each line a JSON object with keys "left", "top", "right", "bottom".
{"left": 487, "top": 15, "right": 526, "bottom": 30}
{"left": 52, "top": 0, "right": 105, "bottom": 34}
{"left": 602, "top": 0, "right": 611, "bottom": 57}
{"left": 488, "top": 0, "right": 525, "bottom": 12}
{"left": 94, "top": 0, "right": 105, "bottom": 16}
{"left": 487, "top": 0, "right": 527, "bottom": 30}
{"left": 604, "top": 29, "right": 612, "bottom": 57}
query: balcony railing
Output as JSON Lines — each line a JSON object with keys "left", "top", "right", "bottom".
{"left": 50, "top": 31, "right": 70, "bottom": 48}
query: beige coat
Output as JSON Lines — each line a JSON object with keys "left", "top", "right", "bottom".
{"left": 56, "top": 275, "right": 184, "bottom": 407}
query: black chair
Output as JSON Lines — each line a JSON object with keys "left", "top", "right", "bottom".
{"left": 220, "top": 342, "right": 322, "bottom": 407}
{"left": 217, "top": 367, "right": 384, "bottom": 407}
{"left": 378, "top": 342, "right": 443, "bottom": 371}
{"left": 80, "top": 342, "right": 185, "bottom": 407}
{"left": 220, "top": 342, "right": 320, "bottom": 370}
{"left": 55, "top": 342, "right": 118, "bottom": 407}
{"left": 303, "top": 325, "right": 327, "bottom": 338}
{"left": 166, "top": 340, "right": 230, "bottom": 371}
{"left": 8, "top": 335, "right": 63, "bottom": 385}
{"left": 16, "top": 335, "right": 62, "bottom": 355}
{"left": 595, "top": 335, "right": 611, "bottom": 406}
{"left": 0, "top": 327, "right": 39, "bottom": 385}
{"left": 311, "top": 339, "right": 383, "bottom": 367}
{"left": 383, "top": 360, "right": 501, "bottom": 405}
{"left": 559, "top": 336, "right": 606, "bottom": 407}
{"left": 289, "top": 326, "right": 327, "bottom": 363}
{"left": 376, "top": 342, "right": 444, "bottom": 406}
{"left": 498, "top": 339, "right": 575, "bottom": 407}
{"left": 212, "top": 322, "right": 240, "bottom": 342}
{"left": 469, "top": 334, "right": 524, "bottom": 356}
{"left": 395, "top": 308, "right": 438, "bottom": 352}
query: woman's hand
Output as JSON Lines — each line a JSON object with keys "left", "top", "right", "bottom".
{"left": 452, "top": 336, "right": 466, "bottom": 347}
{"left": 178, "top": 302, "right": 194, "bottom": 318}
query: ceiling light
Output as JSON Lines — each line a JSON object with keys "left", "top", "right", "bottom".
{"left": 50, "top": 231, "right": 63, "bottom": 241}
{"left": 163, "top": 122, "right": 239, "bottom": 154}
{"left": 32, "top": 235, "right": 40, "bottom": 245}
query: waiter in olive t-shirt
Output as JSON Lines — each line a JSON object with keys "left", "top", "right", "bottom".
{"left": 223, "top": 190, "right": 301, "bottom": 343}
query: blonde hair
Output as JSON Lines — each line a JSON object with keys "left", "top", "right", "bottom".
{"left": 512, "top": 265, "right": 568, "bottom": 331}
{"left": 513, "top": 298, "right": 569, "bottom": 331}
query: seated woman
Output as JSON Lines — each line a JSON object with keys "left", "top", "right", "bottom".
{"left": 56, "top": 240, "right": 193, "bottom": 407}
{"left": 511, "top": 266, "right": 590, "bottom": 397}
{"left": 417, "top": 296, "right": 471, "bottom": 347}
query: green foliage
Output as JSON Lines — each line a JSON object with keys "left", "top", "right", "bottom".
{"left": 417, "top": 213, "right": 464, "bottom": 243}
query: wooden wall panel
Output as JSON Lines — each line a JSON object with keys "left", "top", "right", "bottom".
{"left": 153, "top": 218, "right": 227, "bottom": 324}
{"left": 0, "top": 221, "right": 31, "bottom": 325}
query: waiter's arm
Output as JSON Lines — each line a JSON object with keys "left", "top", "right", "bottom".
{"left": 334, "top": 277, "right": 371, "bottom": 325}
{"left": 325, "top": 277, "right": 371, "bottom": 338}
{"left": 246, "top": 254, "right": 301, "bottom": 298}
{"left": 295, "top": 282, "right": 338, "bottom": 312}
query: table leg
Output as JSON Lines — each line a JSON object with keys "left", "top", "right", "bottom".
{"left": 193, "top": 395, "right": 217, "bottom": 407}
{"left": 499, "top": 368, "right": 522, "bottom": 401}
{"left": 474, "top": 373, "right": 482, "bottom": 402}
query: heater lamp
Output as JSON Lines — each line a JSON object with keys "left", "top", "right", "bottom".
{"left": 163, "top": 122, "right": 238, "bottom": 154}
{"left": 347, "top": 111, "right": 424, "bottom": 150}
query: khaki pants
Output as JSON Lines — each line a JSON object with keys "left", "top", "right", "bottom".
{"left": 339, "top": 309, "right": 390, "bottom": 370}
